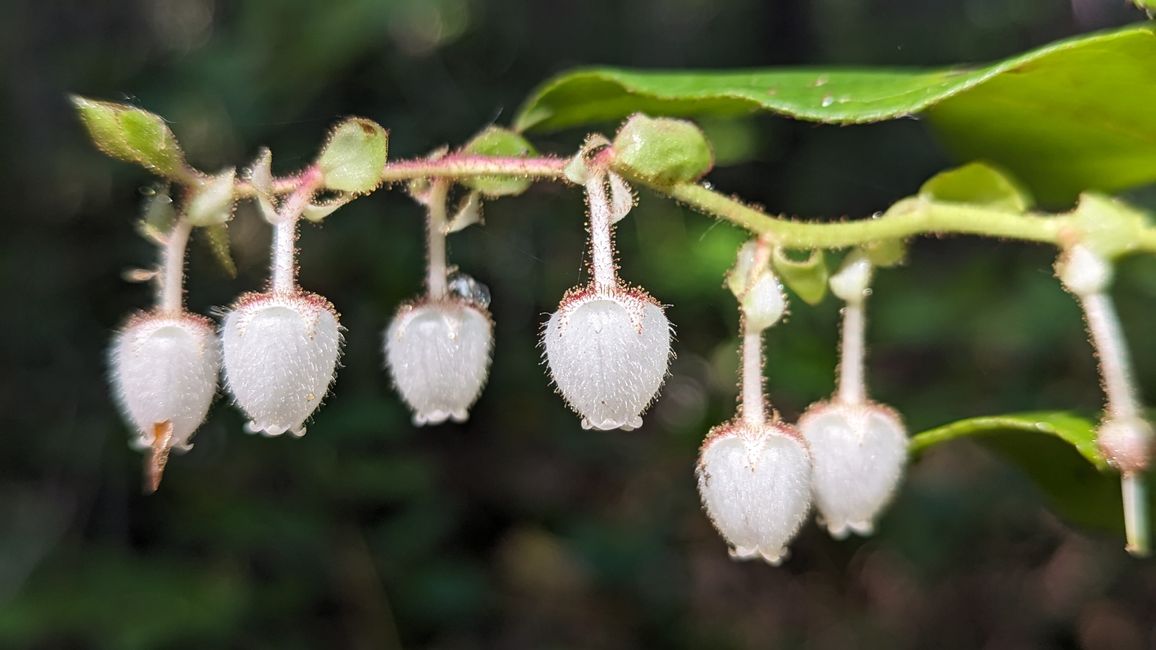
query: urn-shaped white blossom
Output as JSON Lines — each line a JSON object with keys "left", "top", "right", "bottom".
{"left": 798, "top": 401, "right": 907, "bottom": 538}
{"left": 696, "top": 421, "right": 813, "bottom": 564}
{"left": 111, "top": 312, "right": 220, "bottom": 452}
{"left": 544, "top": 285, "right": 672, "bottom": 431}
{"left": 222, "top": 292, "right": 342, "bottom": 436}
{"left": 385, "top": 298, "right": 494, "bottom": 425}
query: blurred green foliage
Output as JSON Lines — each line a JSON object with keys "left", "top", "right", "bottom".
{"left": 3, "top": 0, "right": 1156, "bottom": 648}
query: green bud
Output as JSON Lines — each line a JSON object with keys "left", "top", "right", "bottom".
{"left": 460, "top": 127, "right": 538, "bottom": 197}
{"left": 316, "top": 117, "right": 389, "bottom": 193}
{"left": 1069, "top": 193, "right": 1152, "bottom": 260}
{"left": 771, "top": 248, "right": 828, "bottom": 305}
{"left": 611, "top": 114, "right": 713, "bottom": 186}
{"left": 919, "top": 162, "right": 1032, "bottom": 212}
{"left": 72, "top": 96, "right": 188, "bottom": 179}
{"left": 862, "top": 238, "right": 907, "bottom": 268}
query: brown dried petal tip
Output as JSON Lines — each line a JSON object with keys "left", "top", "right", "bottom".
{"left": 145, "top": 420, "right": 173, "bottom": 494}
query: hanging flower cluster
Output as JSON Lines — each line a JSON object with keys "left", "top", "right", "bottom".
{"left": 1056, "top": 242, "right": 1154, "bottom": 553}
{"left": 695, "top": 242, "right": 908, "bottom": 562}
{"left": 543, "top": 156, "right": 672, "bottom": 431}
{"left": 79, "top": 98, "right": 1154, "bottom": 559}
{"left": 109, "top": 219, "right": 219, "bottom": 493}
{"left": 696, "top": 240, "right": 812, "bottom": 564}
{"left": 384, "top": 178, "right": 494, "bottom": 425}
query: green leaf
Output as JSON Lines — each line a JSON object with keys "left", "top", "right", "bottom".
{"left": 611, "top": 114, "right": 713, "bottom": 186}
{"left": 771, "top": 248, "right": 828, "bottom": 305}
{"left": 909, "top": 412, "right": 1156, "bottom": 536}
{"left": 72, "top": 96, "right": 188, "bottom": 179}
{"left": 919, "top": 162, "right": 1032, "bottom": 212}
{"left": 910, "top": 411, "right": 1108, "bottom": 469}
{"left": 316, "top": 117, "right": 389, "bottom": 193}
{"left": 200, "top": 223, "right": 236, "bottom": 277}
{"left": 459, "top": 126, "right": 538, "bottom": 197}
{"left": 515, "top": 25, "right": 1156, "bottom": 202}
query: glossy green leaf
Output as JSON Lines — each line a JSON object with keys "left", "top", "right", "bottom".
{"left": 72, "top": 96, "right": 188, "bottom": 179}
{"left": 910, "top": 412, "right": 1156, "bottom": 536}
{"left": 459, "top": 126, "right": 538, "bottom": 197}
{"left": 919, "top": 162, "right": 1032, "bottom": 212}
{"left": 316, "top": 117, "right": 389, "bottom": 193}
{"left": 516, "top": 25, "right": 1156, "bottom": 203}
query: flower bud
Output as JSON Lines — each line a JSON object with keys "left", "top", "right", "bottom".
{"left": 111, "top": 312, "right": 220, "bottom": 452}
{"left": 222, "top": 292, "right": 342, "bottom": 436}
{"left": 385, "top": 298, "right": 493, "bottom": 425}
{"left": 1057, "top": 244, "right": 1112, "bottom": 297}
{"left": 829, "top": 251, "right": 873, "bottom": 303}
{"left": 742, "top": 271, "right": 787, "bottom": 332}
{"left": 544, "top": 285, "right": 671, "bottom": 430}
{"left": 1097, "top": 416, "right": 1153, "bottom": 473}
{"left": 798, "top": 401, "right": 907, "bottom": 538}
{"left": 696, "top": 420, "right": 812, "bottom": 565}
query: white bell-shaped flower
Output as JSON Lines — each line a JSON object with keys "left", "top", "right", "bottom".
{"left": 222, "top": 292, "right": 342, "bottom": 437}
{"left": 798, "top": 401, "right": 907, "bottom": 538}
{"left": 385, "top": 299, "right": 493, "bottom": 425}
{"left": 111, "top": 312, "right": 220, "bottom": 452}
{"left": 696, "top": 421, "right": 813, "bottom": 565}
{"left": 543, "top": 286, "right": 672, "bottom": 430}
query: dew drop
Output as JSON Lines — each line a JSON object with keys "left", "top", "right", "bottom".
{"left": 820, "top": 95, "right": 835, "bottom": 108}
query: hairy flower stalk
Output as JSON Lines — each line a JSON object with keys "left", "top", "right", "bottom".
{"left": 697, "top": 241, "right": 812, "bottom": 564}
{"left": 543, "top": 169, "right": 672, "bottom": 430}
{"left": 385, "top": 179, "right": 494, "bottom": 425}
{"left": 1058, "top": 245, "right": 1152, "bottom": 556}
{"left": 222, "top": 169, "right": 342, "bottom": 437}
{"left": 798, "top": 252, "right": 908, "bottom": 538}
{"left": 110, "top": 218, "right": 220, "bottom": 492}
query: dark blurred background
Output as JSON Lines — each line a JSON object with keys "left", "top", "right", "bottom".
{"left": 4, "top": 0, "right": 1156, "bottom": 648}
